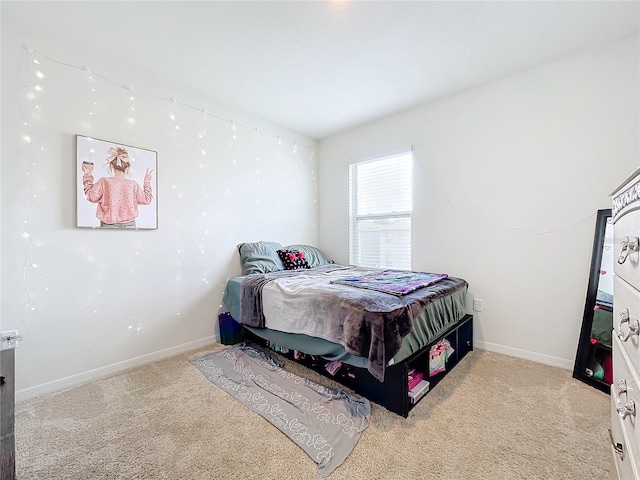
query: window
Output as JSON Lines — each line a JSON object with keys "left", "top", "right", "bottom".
{"left": 349, "top": 150, "right": 413, "bottom": 269}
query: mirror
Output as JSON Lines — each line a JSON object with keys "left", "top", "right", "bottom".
{"left": 573, "top": 209, "right": 613, "bottom": 393}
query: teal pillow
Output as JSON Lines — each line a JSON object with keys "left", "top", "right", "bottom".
{"left": 238, "top": 241, "right": 285, "bottom": 274}
{"left": 285, "top": 244, "right": 331, "bottom": 268}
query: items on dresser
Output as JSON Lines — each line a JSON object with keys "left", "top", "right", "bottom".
{"left": 573, "top": 209, "right": 613, "bottom": 393}
{"left": 610, "top": 168, "right": 640, "bottom": 480}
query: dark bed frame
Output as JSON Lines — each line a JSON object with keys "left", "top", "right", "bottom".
{"left": 237, "top": 313, "right": 473, "bottom": 418}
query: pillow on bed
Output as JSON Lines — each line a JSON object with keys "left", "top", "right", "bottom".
{"left": 238, "top": 241, "right": 285, "bottom": 274}
{"left": 284, "top": 244, "right": 332, "bottom": 268}
{"left": 277, "top": 248, "right": 311, "bottom": 270}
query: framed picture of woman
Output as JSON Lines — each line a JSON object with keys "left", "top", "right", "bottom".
{"left": 76, "top": 135, "right": 158, "bottom": 229}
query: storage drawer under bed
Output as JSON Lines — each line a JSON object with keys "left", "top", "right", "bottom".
{"left": 244, "top": 313, "right": 474, "bottom": 418}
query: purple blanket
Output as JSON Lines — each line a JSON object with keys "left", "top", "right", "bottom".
{"left": 331, "top": 270, "right": 448, "bottom": 295}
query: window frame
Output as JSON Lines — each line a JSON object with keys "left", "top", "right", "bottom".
{"left": 348, "top": 148, "right": 413, "bottom": 269}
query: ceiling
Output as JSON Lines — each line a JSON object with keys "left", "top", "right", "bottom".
{"left": 3, "top": 1, "right": 639, "bottom": 139}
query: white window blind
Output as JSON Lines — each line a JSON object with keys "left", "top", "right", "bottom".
{"left": 349, "top": 150, "right": 413, "bottom": 269}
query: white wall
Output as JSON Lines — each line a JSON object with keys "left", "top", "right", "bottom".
{"left": 1, "top": 21, "right": 318, "bottom": 398}
{"left": 319, "top": 35, "right": 640, "bottom": 369}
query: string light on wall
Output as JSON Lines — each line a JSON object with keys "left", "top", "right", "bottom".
{"left": 15, "top": 44, "right": 319, "bottom": 331}
{"left": 293, "top": 141, "right": 300, "bottom": 182}
{"left": 127, "top": 84, "right": 136, "bottom": 131}
{"left": 19, "top": 45, "right": 314, "bottom": 153}
{"left": 17, "top": 45, "right": 49, "bottom": 332}
{"left": 78, "top": 63, "right": 109, "bottom": 337}
{"left": 197, "top": 107, "right": 212, "bottom": 287}
{"left": 169, "top": 97, "right": 181, "bottom": 135}
{"left": 128, "top": 234, "right": 144, "bottom": 335}
{"left": 174, "top": 221, "right": 184, "bottom": 318}
{"left": 230, "top": 120, "right": 238, "bottom": 166}
{"left": 81, "top": 65, "right": 97, "bottom": 134}
{"left": 170, "top": 98, "right": 185, "bottom": 318}
{"left": 225, "top": 119, "right": 240, "bottom": 243}
{"left": 125, "top": 84, "right": 146, "bottom": 329}
{"left": 126, "top": 88, "right": 147, "bottom": 335}
{"left": 292, "top": 141, "right": 300, "bottom": 189}
{"left": 84, "top": 64, "right": 93, "bottom": 81}
{"left": 198, "top": 108, "right": 208, "bottom": 169}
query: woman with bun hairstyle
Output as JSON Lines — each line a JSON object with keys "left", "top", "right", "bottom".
{"left": 81, "top": 146, "right": 153, "bottom": 228}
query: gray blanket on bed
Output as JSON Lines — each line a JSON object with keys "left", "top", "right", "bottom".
{"left": 191, "top": 342, "right": 370, "bottom": 477}
{"left": 240, "top": 265, "right": 468, "bottom": 382}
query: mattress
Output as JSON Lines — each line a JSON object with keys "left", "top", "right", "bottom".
{"left": 222, "top": 273, "right": 467, "bottom": 367}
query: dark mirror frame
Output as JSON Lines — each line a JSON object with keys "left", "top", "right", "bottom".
{"left": 573, "top": 208, "right": 613, "bottom": 393}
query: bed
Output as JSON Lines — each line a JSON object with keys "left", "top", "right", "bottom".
{"left": 220, "top": 241, "right": 473, "bottom": 417}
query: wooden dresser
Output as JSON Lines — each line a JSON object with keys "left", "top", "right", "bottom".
{"left": 611, "top": 167, "right": 640, "bottom": 479}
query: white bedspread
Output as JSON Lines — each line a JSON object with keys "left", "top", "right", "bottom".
{"left": 262, "top": 266, "right": 368, "bottom": 342}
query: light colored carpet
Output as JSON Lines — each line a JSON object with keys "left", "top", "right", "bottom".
{"left": 15, "top": 345, "right": 610, "bottom": 479}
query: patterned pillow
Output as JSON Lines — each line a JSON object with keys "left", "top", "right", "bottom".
{"left": 277, "top": 249, "right": 311, "bottom": 270}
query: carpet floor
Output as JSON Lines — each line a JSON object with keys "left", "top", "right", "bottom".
{"left": 15, "top": 345, "right": 610, "bottom": 479}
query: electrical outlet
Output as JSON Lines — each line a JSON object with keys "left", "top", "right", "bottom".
{"left": 473, "top": 299, "right": 483, "bottom": 312}
{"left": 1, "top": 330, "right": 22, "bottom": 350}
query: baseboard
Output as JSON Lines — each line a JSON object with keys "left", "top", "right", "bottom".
{"left": 16, "top": 336, "right": 218, "bottom": 403}
{"left": 474, "top": 339, "right": 574, "bottom": 370}
{"left": 17, "top": 336, "right": 571, "bottom": 402}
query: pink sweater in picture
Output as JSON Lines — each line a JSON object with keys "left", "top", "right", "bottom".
{"left": 83, "top": 174, "right": 153, "bottom": 225}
